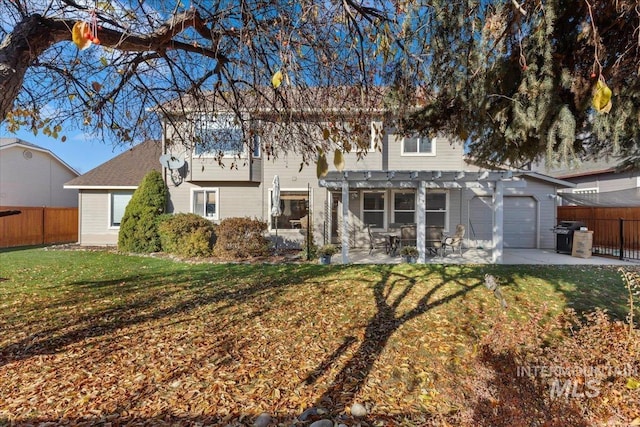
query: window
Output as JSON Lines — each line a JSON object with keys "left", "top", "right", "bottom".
{"left": 192, "top": 188, "right": 219, "bottom": 219}
{"left": 110, "top": 191, "right": 133, "bottom": 227}
{"left": 363, "top": 192, "right": 385, "bottom": 228}
{"left": 252, "top": 134, "right": 261, "bottom": 158}
{"left": 194, "top": 114, "right": 243, "bottom": 157}
{"left": 393, "top": 191, "right": 415, "bottom": 224}
{"left": 425, "top": 191, "right": 447, "bottom": 229}
{"left": 271, "top": 190, "right": 309, "bottom": 230}
{"left": 402, "top": 135, "right": 435, "bottom": 156}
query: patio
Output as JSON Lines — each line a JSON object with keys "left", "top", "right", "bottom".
{"left": 343, "top": 247, "right": 640, "bottom": 265}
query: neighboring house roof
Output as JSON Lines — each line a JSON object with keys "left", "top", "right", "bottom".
{"left": 0, "top": 137, "right": 80, "bottom": 176}
{"left": 530, "top": 157, "right": 620, "bottom": 179}
{"left": 64, "top": 140, "right": 161, "bottom": 189}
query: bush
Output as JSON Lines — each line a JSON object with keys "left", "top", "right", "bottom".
{"left": 317, "top": 244, "right": 338, "bottom": 257}
{"left": 118, "top": 170, "right": 167, "bottom": 253}
{"left": 213, "top": 217, "right": 270, "bottom": 259}
{"left": 158, "top": 213, "right": 216, "bottom": 257}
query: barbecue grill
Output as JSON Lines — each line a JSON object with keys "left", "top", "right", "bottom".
{"left": 552, "top": 221, "right": 585, "bottom": 254}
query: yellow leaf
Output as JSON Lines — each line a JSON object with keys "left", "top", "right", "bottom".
{"left": 592, "top": 79, "right": 612, "bottom": 113}
{"left": 630, "top": 418, "right": 640, "bottom": 426}
{"left": 316, "top": 153, "right": 329, "bottom": 178}
{"left": 333, "top": 149, "right": 345, "bottom": 171}
{"left": 72, "top": 21, "right": 92, "bottom": 50}
{"left": 626, "top": 377, "right": 640, "bottom": 390}
{"left": 271, "top": 70, "right": 283, "bottom": 88}
{"left": 322, "top": 128, "right": 330, "bottom": 140}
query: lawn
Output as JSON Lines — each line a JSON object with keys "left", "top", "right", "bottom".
{"left": 0, "top": 248, "right": 638, "bottom": 426}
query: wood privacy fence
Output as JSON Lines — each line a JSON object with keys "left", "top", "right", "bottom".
{"left": 0, "top": 206, "right": 78, "bottom": 248}
{"left": 557, "top": 206, "right": 640, "bottom": 260}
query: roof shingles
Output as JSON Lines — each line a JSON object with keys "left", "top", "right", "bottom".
{"left": 65, "top": 140, "right": 162, "bottom": 187}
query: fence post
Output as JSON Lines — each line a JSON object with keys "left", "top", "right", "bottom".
{"left": 619, "top": 218, "right": 624, "bottom": 260}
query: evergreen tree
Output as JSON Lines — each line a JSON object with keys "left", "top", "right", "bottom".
{"left": 118, "top": 170, "right": 167, "bottom": 253}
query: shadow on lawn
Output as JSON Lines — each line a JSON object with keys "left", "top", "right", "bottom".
{"left": 0, "top": 263, "right": 330, "bottom": 367}
{"left": 1, "top": 262, "right": 597, "bottom": 426}
{"left": 308, "top": 264, "right": 486, "bottom": 414}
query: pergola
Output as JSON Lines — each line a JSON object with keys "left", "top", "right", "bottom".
{"left": 318, "top": 170, "right": 527, "bottom": 264}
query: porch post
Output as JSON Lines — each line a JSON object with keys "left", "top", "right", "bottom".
{"left": 341, "top": 180, "right": 350, "bottom": 264}
{"left": 417, "top": 181, "right": 427, "bottom": 263}
{"left": 492, "top": 180, "right": 504, "bottom": 264}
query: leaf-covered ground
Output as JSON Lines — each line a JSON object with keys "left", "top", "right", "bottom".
{"left": 0, "top": 248, "right": 637, "bottom": 426}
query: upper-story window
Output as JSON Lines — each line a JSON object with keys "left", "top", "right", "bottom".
{"left": 194, "top": 114, "right": 244, "bottom": 157}
{"left": 402, "top": 135, "right": 436, "bottom": 156}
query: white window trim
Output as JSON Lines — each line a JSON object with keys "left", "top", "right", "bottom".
{"left": 572, "top": 187, "right": 599, "bottom": 194}
{"left": 401, "top": 135, "right": 437, "bottom": 157}
{"left": 426, "top": 190, "right": 449, "bottom": 232}
{"left": 391, "top": 189, "right": 416, "bottom": 224}
{"left": 190, "top": 187, "right": 220, "bottom": 220}
{"left": 108, "top": 190, "right": 134, "bottom": 230}
{"left": 268, "top": 187, "right": 312, "bottom": 231}
{"left": 362, "top": 190, "right": 386, "bottom": 230}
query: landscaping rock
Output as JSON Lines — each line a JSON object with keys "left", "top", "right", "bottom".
{"left": 298, "top": 407, "right": 328, "bottom": 421}
{"left": 309, "top": 420, "right": 333, "bottom": 427}
{"left": 350, "top": 402, "right": 367, "bottom": 417}
{"left": 254, "top": 412, "right": 271, "bottom": 427}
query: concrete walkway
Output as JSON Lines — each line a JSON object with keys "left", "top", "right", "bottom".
{"left": 344, "top": 248, "right": 639, "bottom": 266}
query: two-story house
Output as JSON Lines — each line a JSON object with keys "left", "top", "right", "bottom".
{"left": 67, "top": 89, "right": 574, "bottom": 263}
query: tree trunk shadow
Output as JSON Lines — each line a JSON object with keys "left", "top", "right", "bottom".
{"left": 313, "top": 266, "right": 483, "bottom": 414}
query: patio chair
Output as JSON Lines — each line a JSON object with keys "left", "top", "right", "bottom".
{"left": 366, "top": 224, "right": 390, "bottom": 255}
{"left": 299, "top": 215, "right": 309, "bottom": 230}
{"left": 425, "top": 226, "right": 444, "bottom": 256}
{"left": 399, "top": 224, "right": 417, "bottom": 249}
{"left": 442, "top": 224, "right": 465, "bottom": 256}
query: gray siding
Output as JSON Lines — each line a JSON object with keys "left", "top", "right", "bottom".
{"left": 78, "top": 190, "right": 118, "bottom": 246}
{"left": 465, "top": 177, "right": 559, "bottom": 250}
{"left": 386, "top": 135, "right": 465, "bottom": 171}
{"left": 167, "top": 180, "right": 263, "bottom": 220}
{"left": 571, "top": 172, "right": 639, "bottom": 193}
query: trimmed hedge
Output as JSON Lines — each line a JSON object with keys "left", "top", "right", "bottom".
{"left": 213, "top": 217, "right": 270, "bottom": 259}
{"left": 158, "top": 213, "right": 216, "bottom": 257}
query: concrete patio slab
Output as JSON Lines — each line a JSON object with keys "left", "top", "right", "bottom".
{"left": 342, "top": 248, "right": 639, "bottom": 266}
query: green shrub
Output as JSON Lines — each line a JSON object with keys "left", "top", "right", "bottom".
{"left": 213, "top": 217, "right": 270, "bottom": 259}
{"left": 118, "top": 170, "right": 167, "bottom": 253}
{"left": 158, "top": 213, "right": 216, "bottom": 257}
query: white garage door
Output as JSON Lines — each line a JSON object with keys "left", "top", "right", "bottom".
{"left": 469, "top": 196, "right": 537, "bottom": 249}
{"left": 504, "top": 197, "right": 537, "bottom": 248}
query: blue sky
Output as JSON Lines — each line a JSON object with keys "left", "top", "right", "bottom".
{"left": 0, "top": 125, "right": 131, "bottom": 174}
